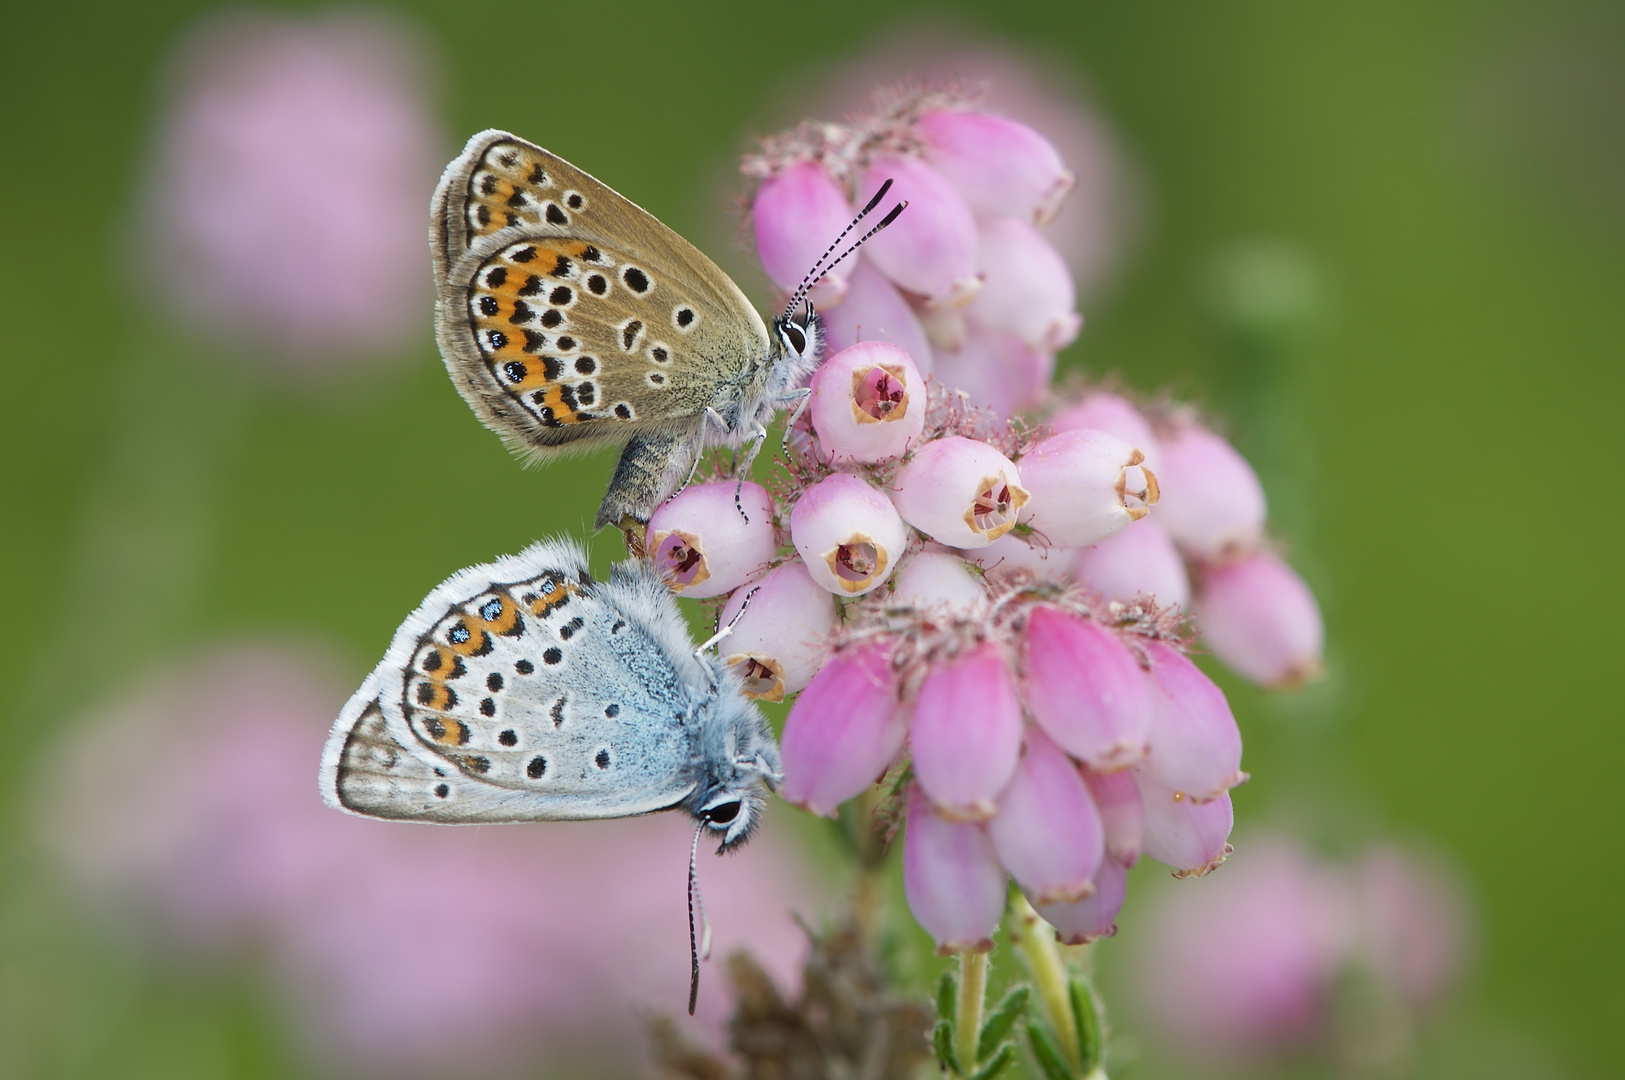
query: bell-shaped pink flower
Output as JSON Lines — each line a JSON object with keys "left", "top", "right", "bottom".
{"left": 903, "top": 787, "right": 1006, "bottom": 954}
{"left": 789, "top": 473, "right": 906, "bottom": 596}
{"left": 932, "top": 327, "right": 1052, "bottom": 420}
{"left": 1073, "top": 518, "right": 1191, "bottom": 609}
{"left": 1353, "top": 845, "right": 1471, "bottom": 1008}
{"left": 917, "top": 109, "right": 1075, "bottom": 226}
{"left": 751, "top": 161, "right": 856, "bottom": 307}
{"left": 1154, "top": 425, "right": 1266, "bottom": 558}
{"left": 968, "top": 216, "right": 1081, "bottom": 351}
{"left": 1050, "top": 392, "right": 1162, "bottom": 471}
{"left": 1018, "top": 429, "right": 1158, "bottom": 548}
{"left": 890, "top": 436, "right": 1030, "bottom": 548}
{"left": 858, "top": 159, "right": 981, "bottom": 307}
{"left": 779, "top": 643, "right": 904, "bottom": 817}
{"left": 818, "top": 259, "right": 935, "bottom": 374}
{"left": 1020, "top": 606, "right": 1151, "bottom": 771}
{"left": 909, "top": 641, "right": 1023, "bottom": 821}
{"left": 890, "top": 550, "right": 989, "bottom": 615}
{"left": 957, "top": 532, "right": 1074, "bottom": 580}
{"left": 988, "top": 730, "right": 1105, "bottom": 905}
{"left": 645, "top": 481, "right": 777, "bottom": 599}
{"left": 808, "top": 341, "right": 926, "bottom": 463}
{"left": 1194, "top": 551, "right": 1324, "bottom": 688}
{"left": 717, "top": 561, "right": 837, "bottom": 702}
{"left": 1134, "top": 769, "right": 1234, "bottom": 877}
{"left": 1141, "top": 641, "right": 1245, "bottom": 802}
{"left": 1034, "top": 855, "right": 1129, "bottom": 945}
{"left": 1082, "top": 767, "right": 1144, "bottom": 867}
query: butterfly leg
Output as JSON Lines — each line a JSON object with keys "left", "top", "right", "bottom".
{"left": 730, "top": 420, "right": 769, "bottom": 523}
{"left": 597, "top": 428, "right": 695, "bottom": 533}
{"left": 777, "top": 387, "right": 813, "bottom": 457}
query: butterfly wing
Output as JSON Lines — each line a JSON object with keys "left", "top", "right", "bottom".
{"left": 320, "top": 538, "right": 704, "bottom": 824}
{"left": 432, "top": 130, "right": 773, "bottom": 464}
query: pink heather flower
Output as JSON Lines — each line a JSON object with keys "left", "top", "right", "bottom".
{"left": 808, "top": 341, "right": 926, "bottom": 463}
{"left": 987, "top": 729, "right": 1105, "bottom": 905}
{"left": 789, "top": 472, "right": 906, "bottom": 596}
{"left": 1018, "top": 428, "right": 1159, "bottom": 547}
{"left": 908, "top": 640, "right": 1024, "bottom": 821}
{"left": 42, "top": 645, "right": 816, "bottom": 1072}
{"left": 1035, "top": 854, "right": 1130, "bottom": 945}
{"left": 1073, "top": 518, "right": 1191, "bottom": 609}
{"left": 1050, "top": 392, "right": 1163, "bottom": 471}
{"left": 138, "top": 10, "right": 443, "bottom": 366}
{"left": 717, "top": 560, "right": 838, "bottom": 702}
{"left": 1193, "top": 550, "right": 1324, "bottom": 688}
{"left": 1133, "top": 770, "right": 1234, "bottom": 877}
{"left": 958, "top": 531, "right": 1075, "bottom": 580}
{"left": 818, "top": 258, "right": 936, "bottom": 374}
{"left": 751, "top": 160, "right": 856, "bottom": 307}
{"left": 1140, "top": 641, "right": 1246, "bottom": 802}
{"left": 1083, "top": 767, "right": 1144, "bottom": 867}
{"left": 646, "top": 480, "right": 778, "bottom": 599}
{"left": 858, "top": 158, "right": 982, "bottom": 306}
{"left": 1020, "top": 606, "right": 1151, "bottom": 771}
{"left": 968, "top": 216, "right": 1081, "bottom": 351}
{"left": 917, "top": 109, "right": 1075, "bottom": 226}
{"left": 889, "top": 550, "right": 990, "bottom": 615}
{"left": 932, "top": 327, "right": 1054, "bottom": 421}
{"left": 779, "top": 643, "right": 905, "bottom": 816}
{"left": 890, "top": 436, "right": 1029, "bottom": 548}
{"left": 1352, "top": 845, "right": 1471, "bottom": 1009}
{"left": 903, "top": 787, "right": 1006, "bottom": 953}
{"left": 1154, "top": 423, "right": 1267, "bottom": 558}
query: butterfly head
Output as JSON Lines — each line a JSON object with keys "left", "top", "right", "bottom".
{"left": 688, "top": 665, "right": 783, "bottom": 852}
{"left": 767, "top": 302, "right": 824, "bottom": 389}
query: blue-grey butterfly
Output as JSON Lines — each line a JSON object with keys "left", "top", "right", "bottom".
{"left": 430, "top": 130, "right": 902, "bottom": 534}
{"left": 320, "top": 538, "right": 780, "bottom": 1010}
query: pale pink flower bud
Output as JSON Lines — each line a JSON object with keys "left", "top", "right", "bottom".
{"left": 957, "top": 532, "right": 1074, "bottom": 580}
{"left": 890, "top": 551, "right": 989, "bottom": 615}
{"left": 717, "top": 561, "right": 837, "bottom": 702}
{"left": 859, "top": 159, "right": 982, "bottom": 306}
{"left": 917, "top": 109, "right": 1075, "bottom": 226}
{"left": 968, "top": 217, "right": 1081, "bottom": 351}
{"left": 1082, "top": 767, "right": 1144, "bottom": 867}
{"left": 903, "top": 787, "right": 1006, "bottom": 954}
{"left": 1018, "top": 429, "right": 1159, "bottom": 547}
{"left": 988, "top": 730, "right": 1105, "bottom": 905}
{"left": 1073, "top": 518, "right": 1191, "bottom": 609}
{"left": 1020, "top": 606, "right": 1151, "bottom": 771}
{"left": 1353, "top": 845, "right": 1471, "bottom": 1008}
{"left": 808, "top": 341, "right": 926, "bottom": 463}
{"left": 1050, "top": 392, "right": 1162, "bottom": 471}
{"left": 752, "top": 161, "right": 856, "bottom": 307}
{"left": 1035, "top": 855, "right": 1129, "bottom": 945}
{"left": 932, "top": 327, "right": 1053, "bottom": 420}
{"left": 818, "top": 259, "right": 935, "bottom": 374}
{"left": 1141, "top": 641, "right": 1246, "bottom": 803}
{"left": 1133, "top": 769, "right": 1234, "bottom": 876}
{"left": 645, "top": 481, "right": 777, "bottom": 599}
{"left": 1194, "top": 551, "right": 1324, "bottom": 688}
{"left": 909, "top": 641, "right": 1023, "bottom": 821}
{"left": 779, "top": 643, "right": 904, "bottom": 817}
{"left": 789, "top": 473, "right": 906, "bottom": 596}
{"left": 1154, "top": 425, "right": 1266, "bottom": 558}
{"left": 890, "top": 437, "right": 1030, "bottom": 549}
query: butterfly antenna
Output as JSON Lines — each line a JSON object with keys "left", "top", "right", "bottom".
{"left": 781, "top": 178, "right": 906, "bottom": 321}
{"left": 694, "top": 585, "right": 762, "bottom": 656}
{"left": 687, "top": 822, "right": 713, "bottom": 1016}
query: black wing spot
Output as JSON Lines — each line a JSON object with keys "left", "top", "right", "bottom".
{"left": 510, "top": 246, "right": 537, "bottom": 263}
{"left": 648, "top": 373, "right": 666, "bottom": 386}
{"left": 574, "top": 356, "right": 597, "bottom": 375}
{"left": 434, "top": 783, "right": 450, "bottom": 798}
{"left": 651, "top": 347, "right": 669, "bottom": 363}
{"left": 558, "top": 616, "right": 585, "bottom": 641}
{"left": 497, "top": 150, "right": 518, "bottom": 167}
{"left": 475, "top": 204, "right": 491, "bottom": 227}
{"left": 468, "top": 755, "right": 492, "bottom": 774}
{"left": 422, "top": 650, "right": 442, "bottom": 673}
{"left": 581, "top": 246, "right": 601, "bottom": 262}
{"left": 546, "top": 203, "right": 568, "bottom": 225}
{"left": 557, "top": 336, "right": 577, "bottom": 351}
{"left": 503, "top": 360, "right": 528, "bottom": 383}
{"left": 676, "top": 307, "right": 694, "bottom": 327}
{"left": 498, "top": 729, "right": 518, "bottom": 746}
{"left": 587, "top": 274, "right": 607, "bottom": 295}
{"left": 479, "top": 174, "right": 498, "bottom": 195}
{"left": 478, "top": 295, "right": 499, "bottom": 316}
{"left": 540, "top": 309, "right": 563, "bottom": 329}
{"left": 522, "top": 329, "right": 548, "bottom": 353}
{"left": 510, "top": 300, "right": 535, "bottom": 324}
{"left": 505, "top": 189, "right": 528, "bottom": 209}
{"left": 622, "top": 267, "right": 650, "bottom": 293}
{"left": 479, "top": 697, "right": 496, "bottom": 717}
{"left": 515, "top": 659, "right": 534, "bottom": 674}
{"left": 528, "top": 163, "right": 547, "bottom": 184}
{"left": 448, "top": 622, "right": 471, "bottom": 645}
{"left": 484, "top": 267, "right": 507, "bottom": 288}
{"left": 604, "top": 703, "right": 620, "bottom": 718}
{"left": 551, "top": 253, "right": 572, "bottom": 278}
{"left": 611, "top": 620, "right": 625, "bottom": 634}
{"left": 527, "top": 756, "right": 548, "bottom": 779}
{"left": 486, "top": 672, "right": 504, "bottom": 691}
{"left": 614, "top": 403, "right": 633, "bottom": 419}
{"left": 543, "top": 647, "right": 563, "bottom": 665}
{"left": 416, "top": 682, "right": 435, "bottom": 705}
{"left": 566, "top": 192, "right": 584, "bottom": 209}
{"left": 550, "top": 285, "right": 573, "bottom": 306}
{"left": 486, "top": 330, "right": 507, "bottom": 349}
{"left": 551, "top": 696, "right": 566, "bottom": 728}
{"left": 519, "top": 274, "right": 544, "bottom": 296}
{"left": 621, "top": 321, "right": 643, "bottom": 350}
{"left": 576, "top": 382, "right": 596, "bottom": 405}
{"left": 594, "top": 748, "right": 611, "bottom": 769}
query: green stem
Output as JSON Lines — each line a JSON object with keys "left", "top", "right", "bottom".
{"left": 1007, "top": 891, "right": 1082, "bottom": 1073}
{"left": 955, "top": 950, "right": 989, "bottom": 1074}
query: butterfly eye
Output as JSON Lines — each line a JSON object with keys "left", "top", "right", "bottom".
{"left": 704, "top": 800, "right": 741, "bottom": 827}
{"left": 780, "top": 322, "right": 807, "bottom": 356}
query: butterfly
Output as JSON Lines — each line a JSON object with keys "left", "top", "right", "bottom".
{"left": 430, "top": 129, "right": 901, "bottom": 535}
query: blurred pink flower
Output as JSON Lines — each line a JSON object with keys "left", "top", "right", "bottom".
{"left": 41, "top": 644, "right": 818, "bottom": 1076}
{"left": 137, "top": 10, "right": 444, "bottom": 368}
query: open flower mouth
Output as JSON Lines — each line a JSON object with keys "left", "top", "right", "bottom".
{"left": 727, "top": 654, "right": 786, "bottom": 702}
{"left": 851, "top": 363, "right": 910, "bottom": 424}
{"left": 1116, "top": 451, "right": 1160, "bottom": 520}
{"left": 823, "top": 534, "right": 888, "bottom": 592}
{"left": 964, "top": 471, "right": 1030, "bottom": 540}
{"left": 650, "top": 529, "right": 711, "bottom": 589}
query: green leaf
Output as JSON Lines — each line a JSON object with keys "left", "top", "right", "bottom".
{"left": 1025, "top": 1019, "right": 1073, "bottom": 1080}
{"left": 937, "top": 970, "right": 959, "bottom": 1023}
{"left": 968, "top": 1043, "right": 1016, "bottom": 1080}
{"left": 977, "top": 984, "right": 1030, "bottom": 1061}
{"left": 933, "top": 1019, "right": 961, "bottom": 1076}
{"left": 1068, "top": 976, "right": 1104, "bottom": 1074}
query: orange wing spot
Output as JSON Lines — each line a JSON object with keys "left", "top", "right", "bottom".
{"left": 533, "top": 384, "right": 582, "bottom": 424}
{"left": 473, "top": 595, "right": 521, "bottom": 635}
{"left": 420, "top": 713, "right": 469, "bottom": 746}
{"left": 418, "top": 682, "right": 458, "bottom": 713}
{"left": 446, "top": 621, "right": 492, "bottom": 657}
{"left": 529, "top": 579, "right": 574, "bottom": 617}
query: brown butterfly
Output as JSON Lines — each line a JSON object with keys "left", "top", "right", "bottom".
{"left": 431, "top": 130, "right": 899, "bottom": 534}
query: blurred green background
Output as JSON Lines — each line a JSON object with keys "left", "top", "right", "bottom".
{"left": 2, "top": 1, "right": 1620, "bottom": 1077}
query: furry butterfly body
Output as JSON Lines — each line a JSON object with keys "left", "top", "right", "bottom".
{"left": 431, "top": 130, "right": 823, "bottom": 532}
{"left": 320, "top": 538, "right": 781, "bottom": 850}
